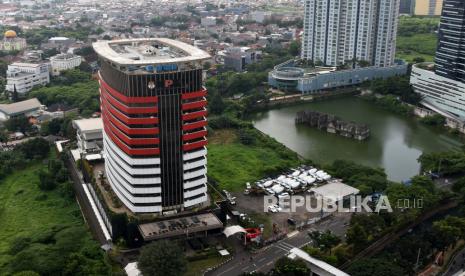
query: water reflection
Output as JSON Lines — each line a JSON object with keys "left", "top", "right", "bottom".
{"left": 252, "top": 97, "right": 463, "bottom": 182}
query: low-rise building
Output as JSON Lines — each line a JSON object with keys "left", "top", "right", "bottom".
{"left": 50, "top": 53, "right": 82, "bottom": 76}
{"left": 268, "top": 59, "right": 408, "bottom": 94}
{"left": 73, "top": 117, "right": 103, "bottom": 155}
{"left": 221, "top": 47, "right": 260, "bottom": 72}
{"left": 201, "top": 16, "right": 216, "bottom": 27}
{"left": 410, "top": 63, "right": 465, "bottom": 122}
{"left": 6, "top": 62, "right": 50, "bottom": 94}
{"left": 0, "top": 98, "right": 43, "bottom": 121}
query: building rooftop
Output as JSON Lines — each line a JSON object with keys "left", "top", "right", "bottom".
{"left": 92, "top": 38, "right": 211, "bottom": 66}
{"left": 138, "top": 213, "right": 223, "bottom": 241}
{"left": 309, "top": 180, "right": 360, "bottom": 202}
{"left": 50, "top": 53, "right": 81, "bottom": 61}
{"left": 73, "top": 117, "right": 103, "bottom": 132}
{"left": 0, "top": 98, "right": 42, "bottom": 116}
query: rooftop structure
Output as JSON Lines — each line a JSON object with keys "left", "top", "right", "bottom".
{"left": 1, "top": 30, "right": 26, "bottom": 51}
{"left": 309, "top": 181, "right": 360, "bottom": 202}
{"left": 93, "top": 38, "right": 211, "bottom": 67}
{"left": 73, "top": 118, "right": 103, "bottom": 155}
{"left": 138, "top": 213, "right": 223, "bottom": 241}
{"left": 0, "top": 98, "right": 42, "bottom": 121}
{"left": 288, "top": 247, "right": 350, "bottom": 276}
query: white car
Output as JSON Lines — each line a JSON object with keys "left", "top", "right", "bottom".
{"left": 246, "top": 182, "right": 251, "bottom": 189}
{"left": 268, "top": 206, "right": 278, "bottom": 213}
{"left": 278, "top": 192, "right": 290, "bottom": 199}
{"left": 265, "top": 188, "right": 275, "bottom": 195}
{"left": 273, "top": 204, "right": 282, "bottom": 212}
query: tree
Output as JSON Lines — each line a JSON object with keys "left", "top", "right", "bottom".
{"left": 5, "top": 116, "right": 31, "bottom": 133}
{"left": 271, "top": 257, "right": 310, "bottom": 276}
{"left": 308, "top": 230, "right": 341, "bottom": 253}
{"left": 346, "top": 223, "right": 369, "bottom": 252}
{"left": 289, "top": 40, "right": 301, "bottom": 57}
{"left": 0, "top": 129, "right": 8, "bottom": 147}
{"left": 138, "top": 240, "right": 186, "bottom": 276}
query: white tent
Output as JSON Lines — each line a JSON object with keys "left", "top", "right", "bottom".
{"left": 124, "top": 262, "right": 142, "bottom": 276}
{"left": 223, "top": 225, "right": 247, "bottom": 237}
{"left": 310, "top": 181, "right": 359, "bottom": 202}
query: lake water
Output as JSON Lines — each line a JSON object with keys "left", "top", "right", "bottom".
{"left": 252, "top": 97, "right": 463, "bottom": 182}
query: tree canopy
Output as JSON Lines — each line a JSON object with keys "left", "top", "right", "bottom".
{"left": 138, "top": 240, "right": 187, "bottom": 276}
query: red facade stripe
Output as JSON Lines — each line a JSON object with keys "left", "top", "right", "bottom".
{"left": 104, "top": 125, "right": 160, "bottom": 156}
{"left": 99, "top": 73, "right": 158, "bottom": 104}
{"left": 181, "top": 90, "right": 207, "bottom": 100}
{"left": 183, "top": 140, "right": 208, "bottom": 151}
{"left": 101, "top": 95, "right": 159, "bottom": 125}
{"left": 182, "top": 110, "right": 208, "bottom": 121}
{"left": 104, "top": 108, "right": 159, "bottom": 135}
{"left": 182, "top": 130, "right": 207, "bottom": 141}
{"left": 102, "top": 89, "right": 158, "bottom": 114}
{"left": 103, "top": 114, "right": 159, "bottom": 146}
{"left": 182, "top": 99, "right": 207, "bottom": 111}
{"left": 183, "top": 120, "right": 207, "bottom": 131}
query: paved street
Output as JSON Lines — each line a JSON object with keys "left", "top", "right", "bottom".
{"left": 444, "top": 247, "right": 465, "bottom": 276}
{"left": 209, "top": 213, "right": 350, "bottom": 276}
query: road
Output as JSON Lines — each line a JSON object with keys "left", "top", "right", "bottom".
{"left": 65, "top": 152, "right": 109, "bottom": 246}
{"left": 443, "top": 247, "right": 465, "bottom": 276}
{"left": 209, "top": 213, "right": 350, "bottom": 276}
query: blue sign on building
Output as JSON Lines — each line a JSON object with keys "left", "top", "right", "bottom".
{"left": 156, "top": 64, "right": 178, "bottom": 72}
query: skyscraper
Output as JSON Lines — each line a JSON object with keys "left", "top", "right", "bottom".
{"left": 410, "top": 0, "right": 465, "bottom": 121}
{"left": 301, "top": 0, "right": 400, "bottom": 67}
{"left": 93, "top": 38, "right": 210, "bottom": 214}
{"left": 435, "top": 0, "right": 465, "bottom": 82}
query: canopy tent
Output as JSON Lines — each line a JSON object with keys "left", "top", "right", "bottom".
{"left": 309, "top": 181, "right": 359, "bottom": 202}
{"left": 223, "top": 225, "right": 247, "bottom": 237}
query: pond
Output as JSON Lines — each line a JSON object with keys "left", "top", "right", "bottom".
{"left": 252, "top": 97, "right": 463, "bottom": 182}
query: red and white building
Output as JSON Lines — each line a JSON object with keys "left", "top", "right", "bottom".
{"left": 93, "top": 38, "right": 210, "bottom": 214}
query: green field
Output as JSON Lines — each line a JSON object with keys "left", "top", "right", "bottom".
{"left": 396, "top": 33, "right": 438, "bottom": 62}
{"left": 395, "top": 16, "right": 440, "bottom": 62}
{"left": 207, "top": 129, "right": 300, "bottom": 192}
{"left": 0, "top": 157, "right": 109, "bottom": 275}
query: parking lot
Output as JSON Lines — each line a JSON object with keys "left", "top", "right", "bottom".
{"left": 228, "top": 165, "right": 341, "bottom": 235}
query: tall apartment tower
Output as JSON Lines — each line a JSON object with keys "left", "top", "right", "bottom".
{"left": 301, "top": 0, "right": 400, "bottom": 67}
{"left": 435, "top": 0, "right": 465, "bottom": 82}
{"left": 93, "top": 39, "right": 210, "bottom": 214}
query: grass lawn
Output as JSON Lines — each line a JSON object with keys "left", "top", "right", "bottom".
{"left": 185, "top": 256, "right": 228, "bottom": 276}
{"left": 207, "top": 129, "right": 300, "bottom": 192}
{"left": 396, "top": 33, "right": 437, "bottom": 62}
{"left": 0, "top": 156, "right": 104, "bottom": 274}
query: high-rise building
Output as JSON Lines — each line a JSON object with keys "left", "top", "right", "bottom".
{"left": 301, "top": 0, "right": 400, "bottom": 67}
{"left": 399, "top": 0, "right": 415, "bottom": 14}
{"left": 414, "top": 0, "right": 443, "bottom": 16}
{"left": 435, "top": 0, "right": 465, "bottom": 82}
{"left": 93, "top": 38, "right": 210, "bottom": 214}
{"left": 410, "top": 0, "right": 465, "bottom": 122}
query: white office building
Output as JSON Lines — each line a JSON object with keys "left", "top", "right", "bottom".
{"left": 73, "top": 117, "right": 104, "bottom": 155}
{"left": 301, "top": 0, "right": 400, "bottom": 67}
{"left": 6, "top": 63, "right": 50, "bottom": 94}
{"left": 50, "top": 53, "right": 82, "bottom": 76}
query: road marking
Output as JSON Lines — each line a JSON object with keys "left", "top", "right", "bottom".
{"left": 216, "top": 263, "right": 239, "bottom": 276}
{"left": 258, "top": 257, "right": 266, "bottom": 263}
{"left": 287, "top": 230, "right": 299, "bottom": 238}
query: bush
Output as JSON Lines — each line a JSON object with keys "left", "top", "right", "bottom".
{"left": 419, "top": 114, "right": 445, "bottom": 126}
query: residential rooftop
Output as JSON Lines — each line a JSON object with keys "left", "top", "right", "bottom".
{"left": 72, "top": 117, "right": 103, "bottom": 132}
{"left": 92, "top": 38, "right": 211, "bottom": 66}
{"left": 0, "top": 98, "right": 42, "bottom": 116}
{"left": 138, "top": 213, "right": 223, "bottom": 241}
